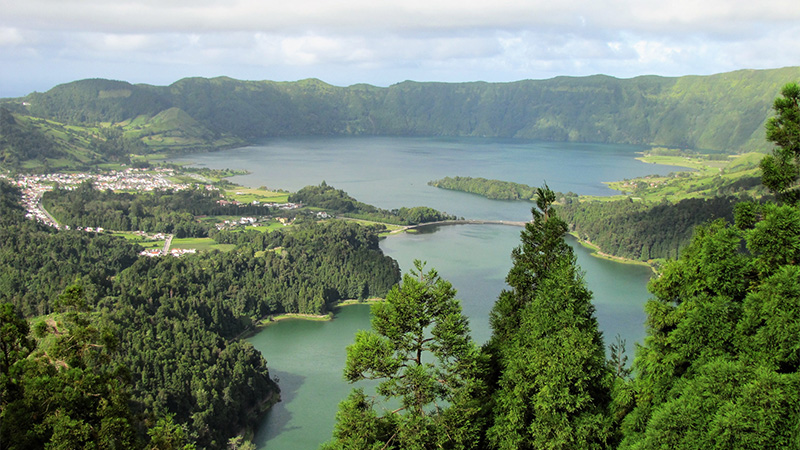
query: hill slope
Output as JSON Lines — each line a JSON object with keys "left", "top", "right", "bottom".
{"left": 3, "top": 67, "right": 799, "bottom": 162}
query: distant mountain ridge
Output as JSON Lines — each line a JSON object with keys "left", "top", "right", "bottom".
{"left": 6, "top": 67, "right": 800, "bottom": 155}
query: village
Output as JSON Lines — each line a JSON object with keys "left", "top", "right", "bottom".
{"left": 1, "top": 168, "right": 193, "bottom": 228}
{"left": 0, "top": 168, "right": 306, "bottom": 257}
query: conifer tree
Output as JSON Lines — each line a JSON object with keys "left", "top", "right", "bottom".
{"left": 485, "top": 185, "right": 613, "bottom": 450}
{"left": 618, "top": 82, "right": 800, "bottom": 449}
{"left": 323, "top": 261, "right": 486, "bottom": 450}
{"left": 761, "top": 82, "right": 800, "bottom": 204}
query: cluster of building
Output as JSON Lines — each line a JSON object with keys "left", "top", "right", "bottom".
{"left": 217, "top": 198, "right": 302, "bottom": 210}
{"left": 1, "top": 169, "right": 323, "bottom": 258}
{"left": 1, "top": 168, "right": 192, "bottom": 229}
{"left": 215, "top": 216, "right": 259, "bottom": 230}
{"left": 140, "top": 248, "right": 197, "bottom": 258}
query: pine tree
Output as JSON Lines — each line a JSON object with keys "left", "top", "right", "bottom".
{"left": 485, "top": 185, "right": 613, "bottom": 450}
{"left": 323, "top": 261, "right": 486, "bottom": 450}
{"left": 761, "top": 82, "right": 800, "bottom": 204}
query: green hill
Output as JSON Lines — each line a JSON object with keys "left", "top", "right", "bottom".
{"left": 3, "top": 67, "right": 800, "bottom": 166}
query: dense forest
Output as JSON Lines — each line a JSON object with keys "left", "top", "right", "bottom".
{"left": 0, "top": 179, "right": 401, "bottom": 449}
{"left": 559, "top": 195, "right": 742, "bottom": 261}
{"left": 289, "top": 182, "right": 458, "bottom": 224}
{"left": 2, "top": 67, "right": 799, "bottom": 168}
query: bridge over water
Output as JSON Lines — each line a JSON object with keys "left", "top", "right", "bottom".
{"left": 398, "top": 219, "right": 530, "bottom": 232}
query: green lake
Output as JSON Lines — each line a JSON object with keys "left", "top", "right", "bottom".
{"left": 173, "top": 136, "right": 682, "bottom": 449}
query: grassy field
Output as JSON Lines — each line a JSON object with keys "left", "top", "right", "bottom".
{"left": 171, "top": 237, "right": 235, "bottom": 252}
{"left": 226, "top": 187, "right": 291, "bottom": 204}
{"left": 111, "top": 232, "right": 234, "bottom": 252}
{"left": 112, "top": 231, "right": 164, "bottom": 249}
{"left": 246, "top": 221, "right": 286, "bottom": 232}
{"left": 602, "top": 152, "right": 765, "bottom": 203}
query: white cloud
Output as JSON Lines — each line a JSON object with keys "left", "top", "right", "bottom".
{"left": 0, "top": 27, "right": 24, "bottom": 46}
{"left": 1, "top": 0, "right": 799, "bottom": 96}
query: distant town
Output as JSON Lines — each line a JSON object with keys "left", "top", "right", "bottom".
{"left": 0, "top": 168, "right": 305, "bottom": 257}
{"left": 1, "top": 168, "right": 192, "bottom": 228}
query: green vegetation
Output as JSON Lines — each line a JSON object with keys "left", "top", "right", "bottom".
{"left": 429, "top": 148, "right": 769, "bottom": 264}
{"left": 323, "top": 83, "right": 800, "bottom": 449}
{"left": 0, "top": 178, "right": 401, "bottom": 448}
{"left": 3, "top": 68, "right": 800, "bottom": 170}
{"left": 41, "top": 181, "right": 275, "bottom": 238}
{"left": 428, "top": 176, "right": 541, "bottom": 200}
{"left": 760, "top": 82, "right": 800, "bottom": 205}
{"left": 226, "top": 187, "right": 291, "bottom": 204}
{"left": 324, "top": 261, "right": 486, "bottom": 449}
{"left": 607, "top": 151, "right": 765, "bottom": 202}
{"left": 559, "top": 195, "right": 742, "bottom": 261}
{"left": 484, "top": 186, "right": 613, "bottom": 449}
{"left": 170, "top": 237, "right": 235, "bottom": 252}
{"left": 2, "top": 71, "right": 800, "bottom": 449}
{"left": 290, "top": 181, "right": 457, "bottom": 225}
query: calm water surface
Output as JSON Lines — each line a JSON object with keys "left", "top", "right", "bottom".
{"left": 174, "top": 137, "right": 676, "bottom": 449}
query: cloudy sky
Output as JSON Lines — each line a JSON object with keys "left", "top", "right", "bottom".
{"left": 1, "top": 0, "right": 799, "bottom": 97}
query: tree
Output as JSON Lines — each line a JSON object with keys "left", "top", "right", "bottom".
{"left": 761, "top": 82, "right": 800, "bottom": 204}
{"left": 617, "top": 84, "right": 800, "bottom": 448}
{"left": 147, "top": 414, "right": 196, "bottom": 450}
{"left": 485, "top": 185, "right": 613, "bottom": 450}
{"left": 0, "top": 285, "right": 140, "bottom": 450}
{"left": 324, "top": 261, "right": 486, "bottom": 450}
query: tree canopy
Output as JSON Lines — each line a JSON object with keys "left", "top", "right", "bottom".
{"left": 324, "top": 261, "right": 486, "bottom": 450}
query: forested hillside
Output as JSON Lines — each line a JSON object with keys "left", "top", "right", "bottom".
{"left": 559, "top": 196, "right": 742, "bottom": 261}
{"left": 3, "top": 67, "right": 799, "bottom": 165}
{"left": 0, "top": 179, "right": 401, "bottom": 449}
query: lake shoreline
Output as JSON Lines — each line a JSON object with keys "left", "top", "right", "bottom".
{"left": 568, "top": 232, "right": 657, "bottom": 272}
{"left": 254, "top": 298, "right": 384, "bottom": 327}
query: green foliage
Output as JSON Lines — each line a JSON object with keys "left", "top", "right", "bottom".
{"left": 1, "top": 291, "right": 140, "bottom": 450}
{"left": 560, "top": 196, "right": 741, "bottom": 261}
{"left": 146, "top": 415, "right": 196, "bottom": 450}
{"left": 0, "top": 108, "right": 64, "bottom": 169}
{"left": 762, "top": 82, "right": 800, "bottom": 204}
{"left": 326, "top": 261, "right": 486, "bottom": 449}
{"left": 485, "top": 185, "right": 613, "bottom": 450}
{"left": 0, "top": 179, "right": 402, "bottom": 448}
{"left": 290, "top": 182, "right": 456, "bottom": 225}
{"left": 428, "top": 176, "right": 538, "bottom": 200}
{"left": 619, "top": 203, "right": 800, "bottom": 449}
{"left": 42, "top": 181, "right": 273, "bottom": 237}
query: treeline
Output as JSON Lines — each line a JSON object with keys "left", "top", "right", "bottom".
{"left": 428, "top": 175, "right": 754, "bottom": 261}
{"left": 289, "top": 182, "right": 457, "bottom": 224}
{"left": 0, "top": 179, "right": 401, "bottom": 448}
{"left": 560, "top": 196, "right": 742, "bottom": 260}
{"left": 41, "top": 181, "right": 274, "bottom": 237}
{"left": 429, "top": 176, "right": 544, "bottom": 200}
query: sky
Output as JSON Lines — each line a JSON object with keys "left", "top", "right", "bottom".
{"left": 1, "top": 0, "right": 799, "bottom": 97}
